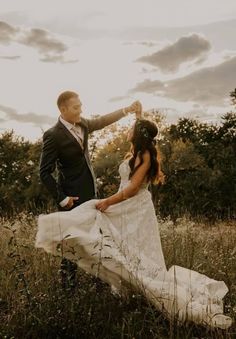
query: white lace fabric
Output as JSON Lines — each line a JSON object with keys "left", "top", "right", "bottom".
{"left": 36, "top": 160, "right": 232, "bottom": 329}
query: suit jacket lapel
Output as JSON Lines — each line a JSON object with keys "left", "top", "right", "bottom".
{"left": 56, "top": 119, "right": 84, "bottom": 152}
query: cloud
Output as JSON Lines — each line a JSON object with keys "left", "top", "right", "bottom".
{"left": 21, "top": 29, "right": 79, "bottom": 64}
{"left": 136, "top": 34, "right": 211, "bottom": 73}
{"left": 141, "top": 66, "right": 159, "bottom": 74}
{"left": 40, "top": 55, "right": 78, "bottom": 64}
{"left": 21, "top": 28, "right": 67, "bottom": 54}
{"left": 194, "top": 55, "right": 208, "bottom": 65}
{"left": 0, "top": 55, "right": 21, "bottom": 60}
{"left": 131, "top": 56, "right": 236, "bottom": 105}
{"left": 117, "top": 19, "right": 236, "bottom": 51}
{"left": 0, "top": 21, "right": 18, "bottom": 43}
{"left": 109, "top": 95, "right": 130, "bottom": 102}
{"left": 0, "top": 21, "right": 72, "bottom": 63}
{"left": 131, "top": 79, "right": 164, "bottom": 94}
{"left": 123, "top": 41, "right": 158, "bottom": 47}
{"left": 0, "top": 104, "right": 55, "bottom": 126}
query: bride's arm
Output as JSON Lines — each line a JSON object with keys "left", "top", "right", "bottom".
{"left": 96, "top": 151, "right": 151, "bottom": 212}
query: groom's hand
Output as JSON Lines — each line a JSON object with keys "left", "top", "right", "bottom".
{"left": 64, "top": 196, "right": 79, "bottom": 210}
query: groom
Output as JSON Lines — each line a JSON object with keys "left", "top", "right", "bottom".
{"left": 40, "top": 90, "right": 140, "bottom": 210}
{"left": 39, "top": 90, "right": 140, "bottom": 288}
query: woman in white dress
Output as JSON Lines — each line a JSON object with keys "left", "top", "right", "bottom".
{"left": 36, "top": 119, "right": 232, "bottom": 329}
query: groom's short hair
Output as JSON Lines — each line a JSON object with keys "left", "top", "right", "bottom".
{"left": 57, "top": 91, "right": 78, "bottom": 109}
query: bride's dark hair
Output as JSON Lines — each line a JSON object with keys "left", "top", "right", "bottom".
{"left": 128, "top": 119, "right": 160, "bottom": 183}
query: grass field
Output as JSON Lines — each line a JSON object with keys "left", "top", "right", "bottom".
{"left": 0, "top": 214, "right": 235, "bottom": 339}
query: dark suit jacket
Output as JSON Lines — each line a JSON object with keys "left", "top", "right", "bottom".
{"left": 40, "top": 109, "right": 125, "bottom": 206}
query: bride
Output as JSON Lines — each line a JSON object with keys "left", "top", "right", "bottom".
{"left": 36, "top": 118, "right": 232, "bottom": 329}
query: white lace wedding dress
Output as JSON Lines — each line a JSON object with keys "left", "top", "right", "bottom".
{"left": 36, "top": 159, "right": 232, "bottom": 329}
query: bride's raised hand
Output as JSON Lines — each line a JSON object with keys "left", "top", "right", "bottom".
{"left": 125, "top": 100, "right": 142, "bottom": 116}
{"left": 135, "top": 101, "right": 142, "bottom": 119}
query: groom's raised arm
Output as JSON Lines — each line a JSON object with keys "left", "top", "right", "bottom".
{"left": 86, "top": 101, "right": 141, "bottom": 133}
{"left": 39, "top": 130, "right": 66, "bottom": 203}
{"left": 86, "top": 108, "right": 126, "bottom": 133}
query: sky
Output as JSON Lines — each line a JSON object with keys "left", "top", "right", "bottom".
{"left": 0, "top": 0, "right": 236, "bottom": 141}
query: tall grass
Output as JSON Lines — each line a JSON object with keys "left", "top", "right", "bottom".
{"left": 0, "top": 213, "right": 235, "bottom": 338}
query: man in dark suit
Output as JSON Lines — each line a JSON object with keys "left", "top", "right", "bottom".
{"left": 40, "top": 90, "right": 140, "bottom": 209}
{"left": 39, "top": 90, "right": 140, "bottom": 289}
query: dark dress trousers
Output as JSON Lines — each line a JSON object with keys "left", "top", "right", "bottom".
{"left": 40, "top": 109, "right": 126, "bottom": 207}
